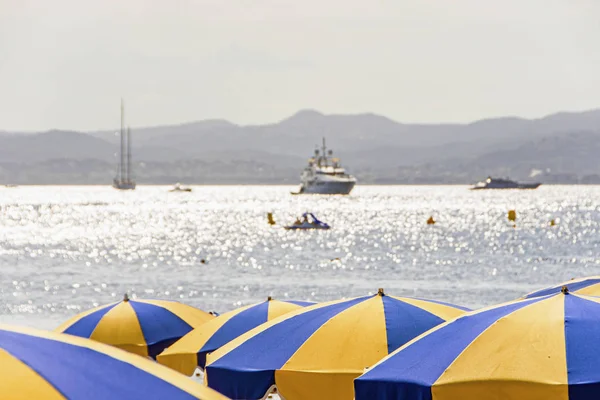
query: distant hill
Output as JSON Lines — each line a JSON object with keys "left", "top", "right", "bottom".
{"left": 1, "top": 108, "right": 600, "bottom": 184}
{"left": 0, "top": 130, "right": 115, "bottom": 163}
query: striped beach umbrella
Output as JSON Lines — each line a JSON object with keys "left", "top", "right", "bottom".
{"left": 157, "top": 297, "right": 314, "bottom": 375}
{"left": 56, "top": 294, "right": 214, "bottom": 359}
{"left": 205, "top": 290, "right": 468, "bottom": 400}
{"left": 523, "top": 275, "right": 600, "bottom": 298}
{"left": 0, "top": 324, "right": 228, "bottom": 399}
{"left": 355, "top": 287, "right": 600, "bottom": 400}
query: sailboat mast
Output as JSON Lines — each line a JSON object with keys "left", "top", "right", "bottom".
{"left": 126, "top": 127, "right": 132, "bottom": 183}
{"left": 120, "top": 99, "right": 125, "bottom": 182}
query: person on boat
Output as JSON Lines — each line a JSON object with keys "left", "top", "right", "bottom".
{"left": 294, "top": 217, "right": 301, "bottom": 225}
{"left": 302, "top": 214, "right": 309, "bottom": 224}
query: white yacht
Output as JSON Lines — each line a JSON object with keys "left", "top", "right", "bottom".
{"left": 113, "top": 99, "right": 136, "bottom": 190}
{"left": 293, "top": 138, "right": 356, "bottom": 195}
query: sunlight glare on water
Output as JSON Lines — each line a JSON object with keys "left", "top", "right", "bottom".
{"left": 0, "top": 185, "right": 599, "bottom": 329}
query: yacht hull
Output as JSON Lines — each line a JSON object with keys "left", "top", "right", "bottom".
{"left": 113, "top": 180, "right": 136, "bottom": 190}
{"left": 299, "top": 180, "right": 355, "bottom": 195}
{"left": 471, "top": 183, "right": 541, "bottom": 190}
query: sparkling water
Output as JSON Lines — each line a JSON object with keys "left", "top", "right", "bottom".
{"left": 1, "top": 185, "right": 598, "bottom": 330}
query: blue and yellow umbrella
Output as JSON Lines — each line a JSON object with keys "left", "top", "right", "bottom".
{"left": 355, "top": 287, "right": 600, "bottom": 400}
{"left": 205, "top": 290, "right": 468, "bottom": 400}
{"left": 0, "top": 324, "right": 227, "bottom": 399}
{"left": 56, "top": 294, "right": 214, "bottom": 359}
{"left": 157, "top": 297, "right": 314, "bottom": 375}
{"left": 523, "top": 275, "right": 600, "bottom": 298}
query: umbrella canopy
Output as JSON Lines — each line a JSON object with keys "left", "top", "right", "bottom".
{"left": 56, "top": 294, "right": 214, "bottom": 359}
{"left": 355, "top": 287, "right": 600, "bottom": 400}
{"left": 0, "top": 324, "right": 228, "bottom": 399}
{"left": 157, "top": 297, "right": 314, "bottom": 375}
{"left": 523, "top": 275, "right": 600, "bottom": 298}
{"left": 205, "top": 290, "right": 468, "bottom": 400}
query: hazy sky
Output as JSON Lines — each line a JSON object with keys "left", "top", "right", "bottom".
{"left": 1, "top": 0, "right": 600, "bottom": 130}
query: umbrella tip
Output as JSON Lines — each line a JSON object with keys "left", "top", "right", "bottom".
{"left": 561, "top": 285, "right": 569, "bottom": 295}
{"left": 267, "top": 296, "right": 272, "bottom": 301}
{"left": 377, "top": 288, "right": 385, "bottom": 296}
{"left": 123, "top": 293, "right": 130, "bottom": 302}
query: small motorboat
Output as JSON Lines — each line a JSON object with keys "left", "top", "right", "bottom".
{"left": 285, "top": 213, "right": 331, "bottom": 230}
{"left": 471, "top": 177, "right": 541, "bottom": 190}
{"left": 169, "top": 183, "right": 192, "bottom": 192}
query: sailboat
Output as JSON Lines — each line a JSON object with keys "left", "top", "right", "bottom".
{"left": 113, "top": 99, "right": 136, "bottom": 190}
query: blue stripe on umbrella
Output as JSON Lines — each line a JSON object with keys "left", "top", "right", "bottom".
{"left": 566, "top": 295, "right": 600, "bottom": 399}
{"left": 382, "top": 296, "right": 445, "bottom": 355}
{"left": 128, "top": 302, "right": 193, "bottom": 345}
{"left": 128, "top": 301, "right": 193, "bottom": 359}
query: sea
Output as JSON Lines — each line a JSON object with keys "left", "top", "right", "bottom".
{"left": 1, "top": 184, "right": 599, "bottom": 330}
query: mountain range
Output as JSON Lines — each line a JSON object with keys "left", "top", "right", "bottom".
{"left": 1, "top": 108, "right": 600, "bottom": 184}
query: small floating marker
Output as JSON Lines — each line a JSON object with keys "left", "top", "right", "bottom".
{"left": 550, "top": 219, "right": 556, "bottom": 226}
{"left": 377, "top": 288, "right": 385, "bottom": 296}
{"left": 508, "top": 210, "right": 516, "bottom": 222}
{"left": 200, "top": 259, "right": 206, "bottom": 264}
{"left": 123, "top": 293, "right": 130, "bottom": 302}
{"left": 427, "top": 216, "right": 436, "bottom": 225}
{"left": 561, "top": 285, "right": 569, "bottom": 294}
{"left": 267, "top": 213, "right": 276, "bottom": 226}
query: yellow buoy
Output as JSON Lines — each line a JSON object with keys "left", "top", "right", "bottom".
{"left": 427, "top": 216, "right": 436, "bottom": 225}
{"left": 267, "top": 213, "right": 276, "bottom": 225}
{"left": 508, "top": 210, "right": 516, "bottom": 222}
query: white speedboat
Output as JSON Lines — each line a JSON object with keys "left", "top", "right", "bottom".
{"left": 113, "top": 99, "right": 136, "bottom": 190}
{"left": 292, "top": 138, "right": 356, "bottom": 195}
{"left": 169, "top": 183, "right": 192, "bottom": 192}
{"left": 285, "top": 213, "right": 331, "bottom": 230}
